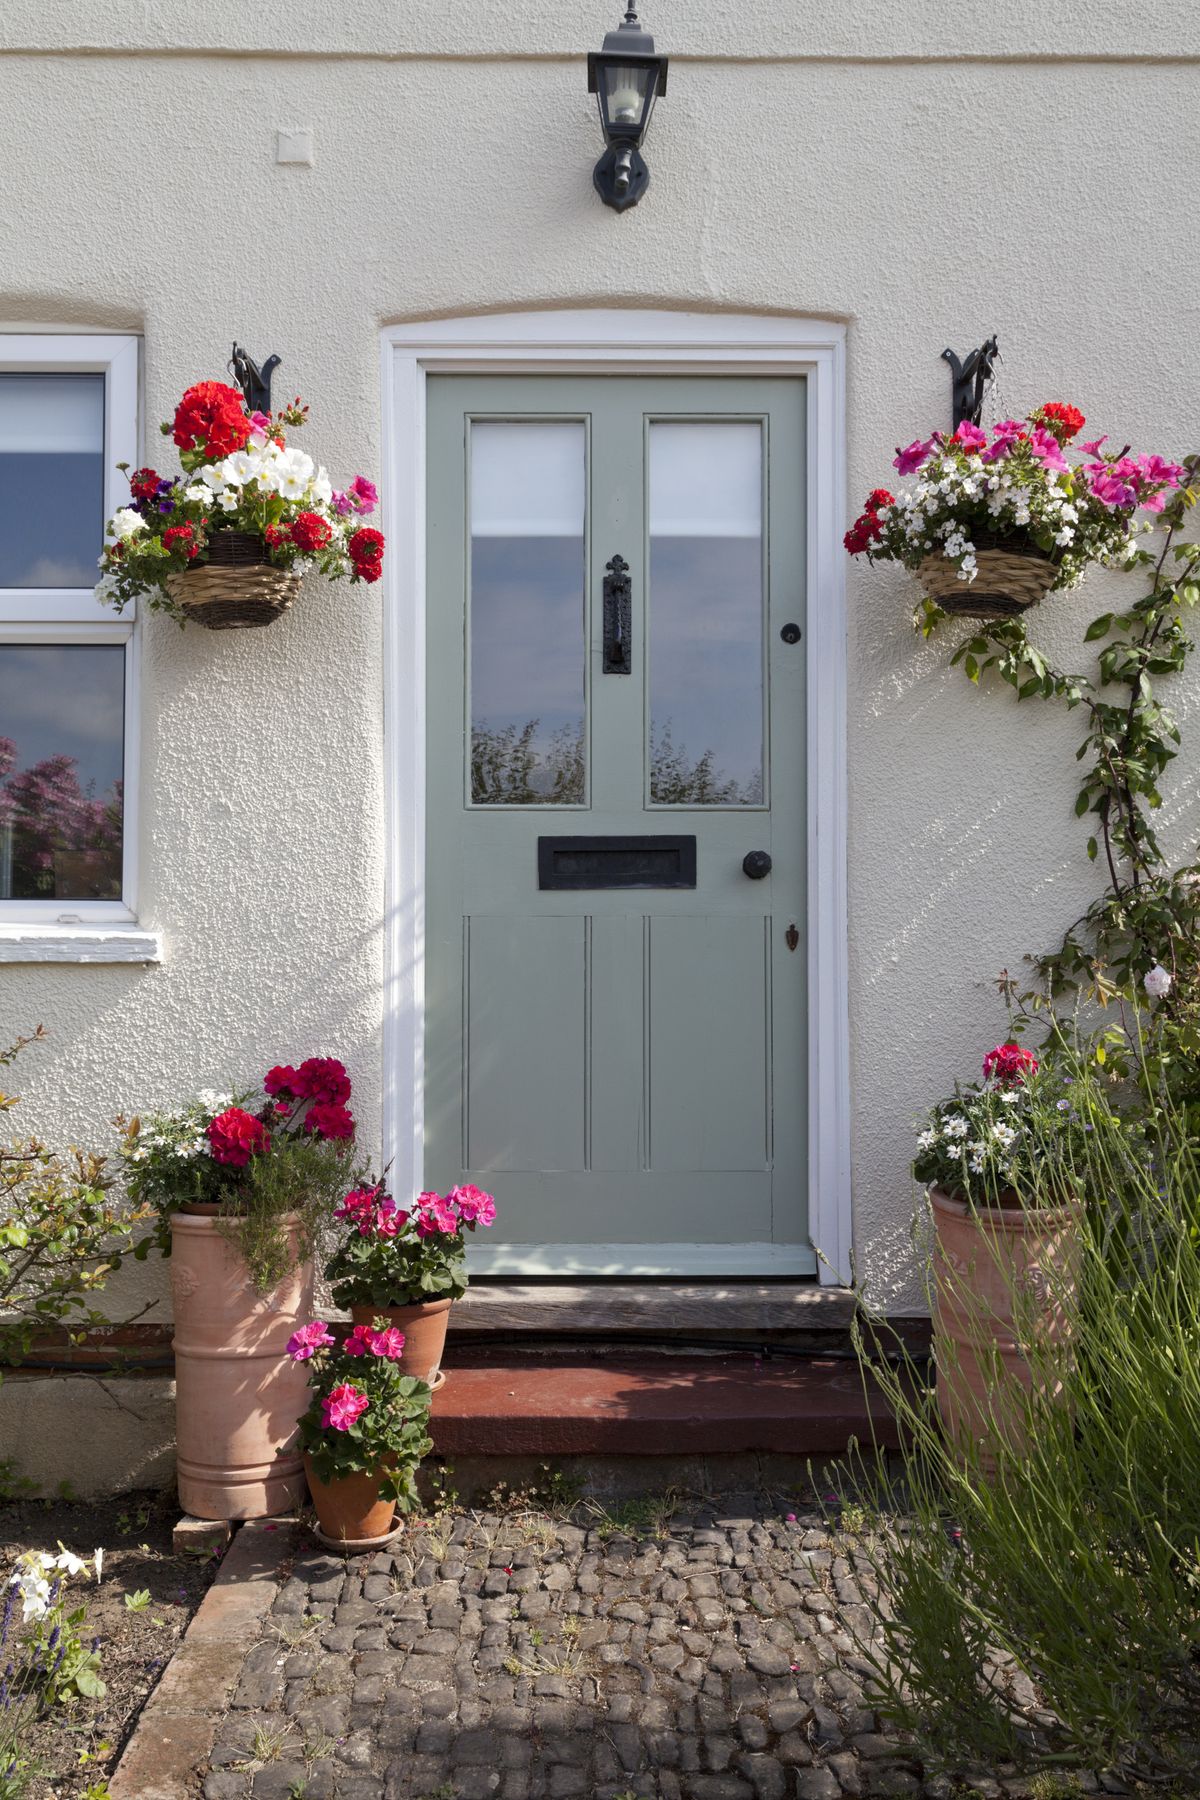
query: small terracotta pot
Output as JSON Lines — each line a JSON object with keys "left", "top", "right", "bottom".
{"left": 304, "top": 1456, "right": 397, "bottom": 1548}
{"left": 930, "top": 1186, "right": 1080, "bottom": 1472}
{"left": 171, "top": 1206, "right": 313, "bottom": 1520}
{"left": 350, "top": 1299, "right": 451, "bottom": 1389}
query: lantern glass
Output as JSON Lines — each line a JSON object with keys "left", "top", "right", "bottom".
{"left": 596, "top": 59, "right": 659, "bottom": 142}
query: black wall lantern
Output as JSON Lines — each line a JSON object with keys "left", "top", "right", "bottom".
{"left": 587, "top": 6, "right": 668, "bottom": 212}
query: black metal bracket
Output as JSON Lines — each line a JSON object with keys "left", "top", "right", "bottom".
{"left": 603, "top": 553, "right": 632, "bottom": 673}
{"left": 942, "top": 336, "right": 1000, "bottom": 431}
{"left": 593, "top": 144, "right": 650, "bottom": 211}
{"left": 228, "top": 343, "right": 282, "bottom": 415}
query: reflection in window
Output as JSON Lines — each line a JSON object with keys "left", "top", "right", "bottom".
{"left": 469, "top": 421, "right": 586, "bottom": 805}
{"left": 0, "top": 646, "right": 124, "bottom": 900}
{"left": 649, "top": 421, "right": 765, "bottom": 806}
{"left": 0, "top": 375, "right": 106, "bottom": 588}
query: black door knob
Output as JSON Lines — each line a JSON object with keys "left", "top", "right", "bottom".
{"left": 742, "top": 850, "right": 772, "bottom": 880}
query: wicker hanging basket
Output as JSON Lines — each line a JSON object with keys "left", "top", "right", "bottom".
{"left": 167, "top": 531, "right": 301, "bottom": 631}
{"left": 918, "top": 532, "right": 1058, "bottom": 622}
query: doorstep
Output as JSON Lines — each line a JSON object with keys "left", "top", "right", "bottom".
{"left": 427, "top": 1345, "right": 902, "bottom": 1457}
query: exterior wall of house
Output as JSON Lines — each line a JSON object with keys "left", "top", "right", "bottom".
{"left": 3, "top": 4, "right": 1199, "bottom": 1320}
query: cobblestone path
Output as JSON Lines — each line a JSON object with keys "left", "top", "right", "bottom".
{"left": 200, "top": 1500, "right": 1078, "bottom": 1800}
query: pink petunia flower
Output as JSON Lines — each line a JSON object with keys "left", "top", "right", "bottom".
{"left": 349, "top": 476, "right": 379, "bottom": 515}
{"left": 286, "top": 1321, "right": 335, "bottom": 1361}
{"left": 321, "top": 1383, "right": 369, "bottom": 1431}
{"left": 1079, "top": 436, "right": 1109, "bottom": 457}
{"left": 892, "top": 436, "right": 937, "bottom": 476}
{"left": 1027, "top": 425, "right": 1068, "bottom": 471}
{"left": 951, "top": 421, "right": 988, "bottom": 454}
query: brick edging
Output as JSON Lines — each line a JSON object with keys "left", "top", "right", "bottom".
{"left": 109, "top": 1518, "right": 299, "bottom": 1800}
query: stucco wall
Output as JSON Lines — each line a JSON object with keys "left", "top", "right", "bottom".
{"left": 2, "top": 9, "right": 1199, "bottom": 1319}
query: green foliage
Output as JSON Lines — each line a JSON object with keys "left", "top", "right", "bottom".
{"left": 295, "top": 1333, "right": 433, "bottom": 1510}
{"left": 471, "top": 719, "right": 584, "bottom": 804}
{"left": 911, "top": 1062, "right": 1092, "bottom": 1207}
{"left": 0, "top": 1029, "right": 148, "bottom": 1371}
{"left": 650, "top": 721, "right": 761, "bottom": 805}
{"left": 229, "top": 1136, "right": 361, "bottom": 1294}
{"left": 933, "top": 462, "right": 1200, "bottom": 1008}
{"left": 326, "top": 1214, "right": 468, "bottom": 1309}
{"left": 845, "top": 1052, "right": 1200, "bottom": 1784}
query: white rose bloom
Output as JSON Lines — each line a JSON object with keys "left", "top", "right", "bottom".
{"left": 111, "top": 508, "right": 146, "bottom": 540}
{"left": 1144, "top": 964, "right": 1172, "bottom": 999}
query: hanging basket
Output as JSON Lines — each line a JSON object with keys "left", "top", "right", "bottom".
{"left": 919, "top": 533, "right": 1058, "bottom": 622}
{"left": 167, "top": 531, "right": 300, "bottom": 630}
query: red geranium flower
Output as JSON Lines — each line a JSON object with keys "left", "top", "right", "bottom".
{"left": 207, "top": 1106, "right": 271, "bottom": 1167}
{"left": 264, "top": 524, "right": 289, "bottom": 549}
{"left": 982, "top": 1042, "right": 1039, "bottom": 1085}
{"left": 173, "top": 381, "right": 252, "bottom": 460}
{"left": 130, "top": 467, "right": 162, "bottom": 502}
{"left": 289, "top": 511, "right": 332, "bottom": 553}
{"left": 293, "top": 1057, "right": 351, "bottom": 1104}
{"left": 304, "top": 1101, "right": 355, "bottom": 1142}
{"left": 1034, "top": 403, "right": 1086, "bottom": 446}
{"left": 348, "top": 527, "right": 385, "bottom": 584}
{"left": 264, "top": 1064, "right": 300, "bottom": 1099}
{"left": 163, "top": 523, "right": 199, "bottom": 561}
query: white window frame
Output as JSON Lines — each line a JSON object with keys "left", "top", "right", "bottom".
{"left": 380, "top": 310, "right": 851, "bottom": 1286}
{"left": 0, "top": 334, "right": 156, "bottom": 958}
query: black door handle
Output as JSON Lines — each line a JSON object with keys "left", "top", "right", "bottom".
{"left": 603, "top": 554, "right": 632, "bottom": 674}
{"left": 742, "top": 851, "right": 772, "bottom": 880}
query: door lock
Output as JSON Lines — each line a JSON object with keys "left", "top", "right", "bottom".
{"left": 742, "top": 850, "right": 772, "bottom": 880}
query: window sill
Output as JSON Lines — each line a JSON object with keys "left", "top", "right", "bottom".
{"left": 0, "top": 925, "right": 162, "bottom": 964}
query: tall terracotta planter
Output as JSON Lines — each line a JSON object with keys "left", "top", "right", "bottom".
{"left": 350, "top": 1299, "right": 451, "bottom": 1389}
{"left": 171, "top": 1207, "right": 314, "bottom": 1519}
{"left": 304, "top": 1457, "right": 399, "bottom": 1550}
{"left": 930, "top": 1186, "right": 1080, "bottom": 1471}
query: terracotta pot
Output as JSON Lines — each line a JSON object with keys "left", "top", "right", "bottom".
{"left": 171, "top": 1207, "right": 314, "bottom": 1519}
{"left": 303, "top": 1456, "right": 398, "bottom": 1548}
{"left": 930, "top": 1186, "right": 1080, "bottom": 1471}
{"left": 350, "top": 1298, "right": 451, "bottom": 1388}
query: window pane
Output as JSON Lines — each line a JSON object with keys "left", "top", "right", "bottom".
{"left": 0, "top": 375, "right": 105, "bottom": 587}
{"left": 649, "top": 422, "right": 765, "bottom": 806}
{"left": 469, "top": 421, "right": 586, "bottom": 805}
{"left": 0, "top": 645, "right": 124, "bottom": 900}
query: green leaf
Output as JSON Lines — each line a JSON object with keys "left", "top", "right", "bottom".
{"left": 1087, "top": 838, "right": 1098, "bottom": 861}
{"left": 1075, "top": 789, "right": 1091, "bottom": 817}
{"left": 1084, "top": 613, "right": 1114, "bottom": 641}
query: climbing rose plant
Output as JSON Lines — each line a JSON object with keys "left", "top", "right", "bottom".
{"left": 96, "top": 380, "right": 385, "bottom": 622}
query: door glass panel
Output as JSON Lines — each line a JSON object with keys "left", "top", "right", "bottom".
{"left": 469, "top": 421, "right": 586, "bottom": 805}
{"left": 648, "top": 421, "right": 764, "bottom": 805}
{"left": 0, "top": 375, "right": 105, "bottom": 588}
{"left": 0, "top": 644, "right": 124, "bottom": 900}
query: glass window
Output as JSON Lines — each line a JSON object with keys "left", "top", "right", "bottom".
{"left": 0, "top": 645, "right": 125, "bottom": 901}
{"left": 648, "top": 421, "right": 765, "bottom": 806}
{"left": 469, "top": 421, "right": 586, "bottom": 805}
{"left": 0, "top": 375, "right": 106, "bottom": 588}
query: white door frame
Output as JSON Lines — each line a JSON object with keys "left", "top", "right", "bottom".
{"left": 381, "top": 309, "right": 851, "bottom": 1286}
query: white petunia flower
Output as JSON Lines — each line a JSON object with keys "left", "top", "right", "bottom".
{"left": 111, "top": 508, "right": 146, "bottom": 541}
{"left": 184, "top": 484, "right": 211, "bottom": 505}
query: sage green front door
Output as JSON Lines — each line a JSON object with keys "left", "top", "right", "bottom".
{"left": 425, "top": 375, "right": 811, "bottom": 1275}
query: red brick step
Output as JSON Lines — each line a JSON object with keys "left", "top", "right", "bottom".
{"left": 428, "top": 1349, "right": 901, "bottom": 1457}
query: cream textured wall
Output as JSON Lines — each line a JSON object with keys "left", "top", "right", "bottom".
{"left": 2, "top": 7, "right": 1199, "bottom": 1318}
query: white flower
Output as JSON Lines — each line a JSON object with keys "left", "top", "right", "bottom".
{"left": 184, "top": 484, "right": 211, "bottom": 504}
{"left": 218, "top": 491, "right": 239, "bottom": 513}
{"left": 94, "top": 1547, "right": 104, "bottom": 1582}
{"left": 53, "top": 1546, "right": 89, "bottom": 1577}
{"left": 999, "top": 1090, "right": 1020, "bottom": 1105}
{"left": 916, "top": 1129, "right": 938, "bottom": 1151}
{"left": 200, "top": 464, "right": 226, "bottom": 491}
{"left": 991, "top": 1123, "right": 1017, "bottom": 1149}
{"left": 311, "top": 466, "right": 333, "bottom": 506}
{"left": 111, "top": 508, "right": 146, "bottom": 541}
{"left": 1144, "top": 964, "right": 1172, "bottom": 999}
{"left": 944, "top": 1144, "right": 963, "bottom": 1161}
{"left": 1055, "top": 527, "right": 1075, "bottom": 546}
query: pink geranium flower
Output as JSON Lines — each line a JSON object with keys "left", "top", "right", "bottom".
{"left": 321, "top": 1383, "right": 369, "bottom": 1431}
{"left": 892, "top": 436, "right": 937, "bottom": 476}
{"left": 286, "top": 1321, "right": 335, "bottom": 1361}
{"left": 1027, "top": 425, "right": 1068, "bottom": 472}
{"left": 343, "top": 1324, "right": 378, "bottom": 1357}
{"left": 449, "top": 1183, "right": 497, "bottom": 1228}
{"left": 370, "top": 1326, "right": 406, "bottom": 1360}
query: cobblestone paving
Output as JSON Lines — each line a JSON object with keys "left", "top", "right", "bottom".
{"left": 201, "top": 1500, "right": 1089, "bottom": 1800}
